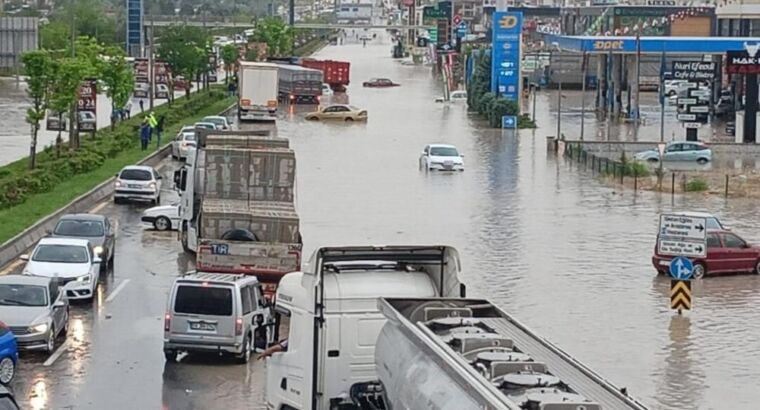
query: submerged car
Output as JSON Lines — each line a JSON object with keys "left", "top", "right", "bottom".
{"left": 419, "top": 144, "right": 464, "bottom": 171}
{"left": 0, "top": 322, "right": 17, "bottom": 384}
{"left": 142, "top": 203, "right": 180, "bottom": 231}
{"left": 305, "top": 104, "right": 368, "bottom": 122}
{"left": 22, "top": 238, "right": 101, "bottom": 301}
{"left": 114, "top": 165, "right": 163, "bottom": 204}
{"left": 0, "top": 275, "right": 68, "bottom": 354}
{"left": 363, "top": 78, "right": 400, "bottom": 87}
{"left": 653, "top": 229, "right": 760, "bottom": 278}
{"left": 435, "top": 90, "right": 467, "bottom": 103}
{"left": 634, "top": 141, "right": 711, "bottom": 164}
{"left": 321, "top": 83, "right": 334, "bottom": 96}
{"left": 51, "top": 214, "right": 115, "bottom": 273}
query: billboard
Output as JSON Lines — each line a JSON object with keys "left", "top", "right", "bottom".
{"left": 154, "top": 61, "right": 170, "bottom": 99}
{"left": 126, "top": 0, "right": 143, "bottom": 57}
{"left": 133, "top": 58, "right": 149, "bottom": 98}
{"left": 491, "top": 12, "right": 523, "bottom": 101}
{"left": 208, "top": 54, "right": 218, "bottom": 83}
{"left": 77, "top": 79, "right": 97, "bottom": 132}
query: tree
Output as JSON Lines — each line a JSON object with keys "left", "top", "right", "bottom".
{"left": 220, "top": 44, "right": 239, "bottom": 83}
{"left": 48, "top": 57, "right": 88, "bottom": 156}
{"left": 252, "top": 17, "right": 293, "bottom": 57}
{"left": 101, "top": 46, "right": 135, "bottom": 129}
{"left": 40, "top": 21, "right": 70, "bottom": 51}
{"left": 20, "top": 50, "right": 55, "bottom": 169}
{"left": 157, "top": 25, "right": 210, "bottom": 98}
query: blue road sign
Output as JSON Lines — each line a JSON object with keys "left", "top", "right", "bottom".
{"left": 669, "top": 256, "right": 694, "bottom": 280}
{"left": 501, "top": 115, "right": 517, "bottom": 129}
{"left": 457, "top": 22, "right": 468, "bottom": 37}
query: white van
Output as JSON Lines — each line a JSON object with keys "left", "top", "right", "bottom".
{"left": 163, "top": 272, "right": 274, "bottom": 363}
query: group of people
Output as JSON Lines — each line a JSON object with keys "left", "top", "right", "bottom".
{"left": 139, "top": 111, "right": 165, "bottom": 151}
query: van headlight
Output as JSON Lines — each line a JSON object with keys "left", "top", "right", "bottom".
{"left": 93, "top": 246, "right": 103, "bottom": 255}
{"left": 28, "top": 323, "right": 48, "bottom": 334}
{"left": 76, "top": 274, "right": 91, "bottom": 283}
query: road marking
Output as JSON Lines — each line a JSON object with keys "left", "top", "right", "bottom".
{"left": 0, "top": 259, "right": 24, "bottom": 276}
{"left": 90, "top": 201, "right": 109, "bottom": 214}
{"left": 43, "top": 339, "right": 70, "bottom": 367}
{"left": 105, "top": 279, "right": 130, "bottom": 303}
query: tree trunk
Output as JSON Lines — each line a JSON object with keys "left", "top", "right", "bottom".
{"left": 110, "top": 104, "right": 116, "bottom": 131}
{"left": 186, "top": 87, "right": 190, "bottom": 99}
{"left": 68, "top": 107, "right": 78, "bottom": 151}
{"left": 28, "top": 124, "right": 38, "bottom": 170}
{"left": 56, "top": 113, "right": 63, "bottom": 158}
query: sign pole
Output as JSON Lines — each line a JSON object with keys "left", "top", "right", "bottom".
{"left": 659, "top": 50, "right": 665, "bottom": 142}
{"left": 581, "top": 52, "right": 587, "bottom": 141}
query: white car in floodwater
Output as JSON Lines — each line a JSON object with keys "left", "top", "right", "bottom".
{"left": 419, "top": 144, "right": 464, "bottom": 171}
{"left": 141, "top": 203, "right": 180, "bottom": 231}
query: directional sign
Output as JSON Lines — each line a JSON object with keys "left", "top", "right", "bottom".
{"left": 670, "top": 279, "right": 692, "bottom": 311}
{"left": 669, "top": 256, "right": 693, "bottom": 280}
{"left": 678, "top": 98, "right": 697, "bottom": 105}
{"left": 677, "top": 114, "right": 697, "bottom": 121}
{"left": 690, "top": 89, "right": 711, "bottom": 98}
{"left": 658, "top": 213, "right": 707, "bottom": 258}
{"left": 501, "top": 115, "right": 517, "bottom": 129}
{"left": 688, "top": 105, "right": 710, "bottom": 114}
{"left": 684, "top": 122, "right": 701, "bottom": 129}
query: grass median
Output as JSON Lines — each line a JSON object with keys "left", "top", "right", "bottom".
{"left": 0, "top": 88, "right": 235, "bottom": 244}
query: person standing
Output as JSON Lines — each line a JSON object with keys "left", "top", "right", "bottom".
{"left": 140, "top": 120, "right": 150, "bottom": 151}
{"left": 155, "top": 115, "right": 165, "bottom": 148}
{"left": 124, "top": 99, "right": 133, "bottom": 119}
{"left": 147, "top": 111, "right": 158, "bottom": 142}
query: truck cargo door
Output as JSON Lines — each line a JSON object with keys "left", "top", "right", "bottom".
{"left": 317, "top": 315, "right": 342, "bottom": 408}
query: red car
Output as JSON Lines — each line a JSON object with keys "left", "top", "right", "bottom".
{"left": 652, "top": 229, "right": 760, "bottom": 278}
{"left": 362, "top": 78, "right": 400, "bottom": 87}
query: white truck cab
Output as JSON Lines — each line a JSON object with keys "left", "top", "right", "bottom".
{"left": 265, "top": 245, "right": 465, "bottom": 410}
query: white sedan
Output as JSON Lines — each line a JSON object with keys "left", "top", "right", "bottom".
{"left": 419, "top": 144, "right": 464, "bottom": 171}
{"left": 141, "top": 203, "right": 180, "bottom": 231}
{"left": 21, "top": 238, "right": 101, "bottom": 301}
{"left": 171, "top": 127, "right": 197, "bottom": 160}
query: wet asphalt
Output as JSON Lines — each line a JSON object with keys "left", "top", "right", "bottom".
{"left": 2, "top": 30, "right": 760, "bottom": 410}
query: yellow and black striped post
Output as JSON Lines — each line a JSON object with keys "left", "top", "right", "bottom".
{"left": 670, "top": 280, "right": 692, "bottom": 313}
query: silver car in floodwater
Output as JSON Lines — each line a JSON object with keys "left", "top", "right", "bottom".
{"left": 0, "top": 275, "right": 68, "bottom": 353}
{"left": 634, "top": 141, "right": 712, "bottom": 164}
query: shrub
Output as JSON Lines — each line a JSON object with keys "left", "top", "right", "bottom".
{"left": 685, "top": 177, "right": 708, "bottom": 192}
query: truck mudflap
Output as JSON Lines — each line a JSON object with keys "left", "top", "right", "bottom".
{"left": 196, "top": 240, "right": 302, "bottom": 283}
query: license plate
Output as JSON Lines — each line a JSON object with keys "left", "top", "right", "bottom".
{"left": 128, "top": 184, "right": 142, "bottom": 189}
{"left": 190, "top": 322, "right": 216, "bottom": 331}
{"left": 659, "top": 260, "right": 671, "bottom": 266}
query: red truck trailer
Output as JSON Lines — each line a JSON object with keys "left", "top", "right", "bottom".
{"left": 300, "top": 59, "right": 350, "bottom": 92}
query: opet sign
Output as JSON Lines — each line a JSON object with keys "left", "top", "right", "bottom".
{"left": 592, "top": 40, "right": 625, "bottom": 51}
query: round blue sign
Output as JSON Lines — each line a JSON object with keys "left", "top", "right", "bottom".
{"left": 669, "top": 256, "right": 694, "bottom": 280}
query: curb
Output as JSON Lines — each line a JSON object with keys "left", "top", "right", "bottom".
{"left": 0, "top": 101, "right": 238, "bottom": 270}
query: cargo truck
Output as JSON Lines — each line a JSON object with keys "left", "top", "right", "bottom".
{"left": 264, "top": 246, "right": 651, "bottom": 410}
{"left": 276, "top": 64, "right": 323, "bottom": 104}
{"left": 238, "top": 61, "right": 279, "bottom": 121}
{"left": 174, "top": 129, "right": 301, "bottom": 296}
{"left": 300, "top": 59, "right": 350, "bottom": 92}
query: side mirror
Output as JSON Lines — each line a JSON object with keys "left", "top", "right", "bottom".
{"left": 254, "top": 314, "right": 264, "bottom": 326}
{"left": 157, "top": 175, "right": 163, "bottom": 180}
{"left": 93, "top": 255, "right": 102, "bottom": 264}
{"left": 53, "top": 300, "right": 66, "bottom": 308}
{"left": 421, "top": 151, "right": 427, "bottom": 156}
{"left": 20, "top": 254, "right": 29, "bottom": 261}
{"left": 460, "top": 154, "right": 465, "bottom": 158}
{"left": 114, "top": 173, "right": 119, "bottom": 177}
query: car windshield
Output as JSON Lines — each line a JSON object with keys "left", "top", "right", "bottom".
{"left": 204, "top": 118, "right": 224, "bottom": 125}
{"left": 182, "top": 132, "right": 196, "bottom": 141}
{"left": 174, "top": 285, "right": 232, "bottom": 316}
{"left": 120, "top": 169, "right": 152, "bottom": 181}
{"left": 430, "top": 147, "right": 459, "bottom": 156}
{"left": 54, "top": 220, "right": 104, "bottom": 237}
{"left": 32, "top": 244, "right": 89, "bottom": 263}
{"left": 349, "top": 105, "right": 360, "bottom": 111}
{"left": 0, "top": 284, "right": 47, "bottom": 307}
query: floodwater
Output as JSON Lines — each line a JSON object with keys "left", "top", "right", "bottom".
{"left": 4, "top": 29, "right": 760, "bottom": 410}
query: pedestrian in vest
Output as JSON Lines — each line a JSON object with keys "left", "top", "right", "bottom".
{"left": 147, "top": 112, "right": 158, "bottom": 141}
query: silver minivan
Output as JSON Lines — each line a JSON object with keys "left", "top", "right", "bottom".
{"left": 163, "top": 272, "right": 273, "bottom": 363}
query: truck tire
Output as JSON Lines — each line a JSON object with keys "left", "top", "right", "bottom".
{"left": 181, "top": 223, "right": 192, "bottom": 253}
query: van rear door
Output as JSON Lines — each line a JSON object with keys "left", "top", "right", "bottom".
{"left": 170, "top": 283, "right": 237, "bottom": 341}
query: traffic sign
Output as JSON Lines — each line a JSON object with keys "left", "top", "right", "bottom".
{"left": 658, "top": 213, "right": 707, "bottom": 258}
{"left": 684, "top": 122, "right": 701, "bottom": 129}
{"left": 501, "top": 115, "right": 517, "bottom": 129}
{"left": 677, "top": 114, "right": 697, "bottom": 121}
{"left": 670, "top": 279, "right": 692, "bottom": 311}
{"left": 669, "top": 256, "right": 693, "bottom": 280}
{"left": 429, "top": 28, "right": 438, "bottom": 42}
{"left": 690, "top": 89, "right": 711, "bottom": 98}
{"left": 688, "top": 105, "right": 709, "bottom": 113}
{"left": 677, "top": 98, "right": 697, "bottom": 105}
{"left": 453, "top": 14, "right": 462, "bottom": 25}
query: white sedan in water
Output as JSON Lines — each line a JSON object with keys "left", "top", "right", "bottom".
{"left": 141, "top": 203, "right": 180, "bottom": 231}
{"left": 21, "top": 238, "right": 101, "bottom": 301}
{"left": 419, "top": 144, "right": 464, "bottom": 171}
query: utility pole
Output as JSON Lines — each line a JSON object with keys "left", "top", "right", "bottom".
{"left": 580, "top": 52, "right": 587, "bottom": 140}
{"left": 149, "top": 17, "right": 155, "bottom": 110}
{"left": 69, "top": 3, "right": 78, "bottom": 149}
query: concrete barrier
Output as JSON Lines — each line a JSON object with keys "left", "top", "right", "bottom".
{"left": 570, "top": 140, "right": 760, "bottom": 161}
{"left": 0, "top": 102, "right": 238, "bottom": 270}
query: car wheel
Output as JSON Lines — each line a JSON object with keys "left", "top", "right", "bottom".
{"left": 345, "top": 117, "right": 354, "bottom": 122}
{"left": 696, "top": 158, "right": 709, "bottom": 164}
{"left": 668, "top": 90, "right": 676, "bottom": 96}
{"left": 306, "top": 116, "right": 318, "bottom": 121}
{"left": 46, "top": 326, "right": 56, "bottom": 353}
{"left": 692, "top": 262, "right": 706, "bottom": 279}
{"left": 236, "top": 334, "right": 252, "bottom": 364}
{"left": 754, "top": 259, "right": 760, "bottom": 275}
{"left": 0, "top": 357, "right": 15, "bottom": 385}
{"left": 114, "top": 197, "right": 122, "bottom": 204}
{"left": 647, "top": 158, "right": 658, "bottom": 163}
{"left": 61, "top": 308, "right": 70, "bottom": 335}
{"left": 181, "top": 224, "right": 191, "bottom": 253}
{"left": 108, "top": 251, "right": 115, "bottom": 269}
{"left": 164, "top": 350, "right": 178, "bottom": 363}
{"left": 154, "top": 216, "right": 172, "bottom": 231}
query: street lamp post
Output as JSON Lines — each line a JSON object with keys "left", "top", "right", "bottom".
{"left": 553, "top": 42, "right": 562, "bottom": 143}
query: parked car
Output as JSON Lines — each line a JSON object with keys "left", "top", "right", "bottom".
{"left": 321, "top": 83, "right": 333, "bottom": 97}
{"left": 363, "top": 78, "right": 400, "bottom": 87}
{"left": 634, "top": 141, "right": 711, "bottom": 164}
{"left": 201, "top": 115, "right": 230, "bottom": 130}
{"left": 663, "top": 80, "right": 709, "bottom": 97}
{"left": 51, "top": 214, "right": 115, "bottom": 273}
{"left": 305, "top": 104, "right": 368, "bottom": 122}
{"left": 45, "top": 110, "right": 67, "bottom": 131}
{"left": 114, "top": 165, "right": 163, "bottom": 204}
{"left": 76, "top": 111, "right": 97, "bottom": 132}
{"left": 22, "top": 238, "right": 101, "bottom": 301}
{"left": 193, "top": 122, "right": 216, "bottom": 130}
{"left": 653, "top": 229, "right": 760, "bottom": 278}
{"left": 171, "top": 127, "right": 197, "bottom": 160}
{"left": 0, "top": 322, "right": 17, "bottom": 384}
{"left": 435, "top": 90, "right": 467, "bottom": 103}
{"left": 163, "top": 273, "right": 273, "bottom": 363}
{"left": 142, "top": 203, "right": 180, "bottom": 231}
{"left": 419, "top": 144, "right": 465, "bottom": 171}
{"left": 0, "top": 385, "right": 18, "bottom": 410}
{"left": 0, "top": 275, "right": 69, "bottom": 353}
{"left": 174, "top": 76, "right": 193, "bottom": 91}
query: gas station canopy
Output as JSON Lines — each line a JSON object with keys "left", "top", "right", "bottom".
{"left": 545, "top": 35, "right": 760, "bottom": 55}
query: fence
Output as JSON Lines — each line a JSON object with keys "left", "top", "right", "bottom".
{"left": 564, "top": 142, "right": 644, "bottom": 191}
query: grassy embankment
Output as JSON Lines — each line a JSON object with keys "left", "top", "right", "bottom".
{"left": 0, "top": 87, "right": 234, "bottom": 243}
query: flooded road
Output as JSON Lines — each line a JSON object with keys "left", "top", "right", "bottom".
{"left": 5, "top": 30, "right": 760, "bottom": 409}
